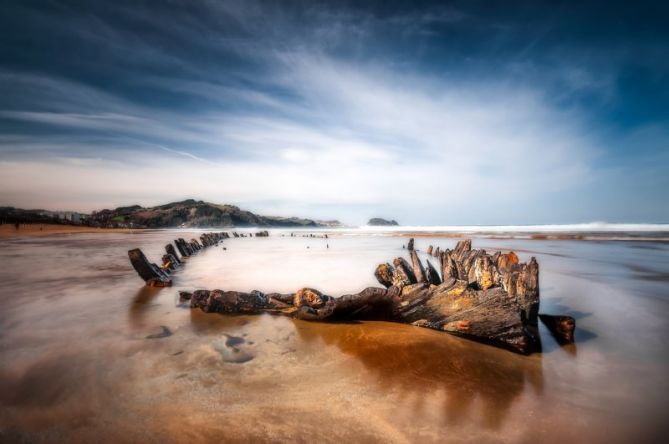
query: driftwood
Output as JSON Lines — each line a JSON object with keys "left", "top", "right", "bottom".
{"left": 183, "top": 238, "right": 574, "bottom": 354}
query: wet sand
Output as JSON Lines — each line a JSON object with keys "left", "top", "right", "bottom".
{"left": 3, "top": 223, "right": 668, "bottom": 241}
{"left": 0, "top": 223, "right": 142, "bottom": 238}
{"left": 0, "top": 231, "right": 668, "bottom": 443}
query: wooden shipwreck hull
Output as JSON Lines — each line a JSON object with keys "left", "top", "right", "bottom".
{"left": 128, "top": 235, "right": 574, "bottom": 354}
{"left": 127, "top": 232, "right": 228, "bottom": 287}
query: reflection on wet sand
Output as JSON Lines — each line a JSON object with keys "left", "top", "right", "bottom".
{"left": 293, "top": 320, "right": 544, "bottom": 430}
{"left": 128, "top": 285, "right": 164, "bottom": 329}
{"left": 177, "top": 308, "right": 547, "bottom": 441}
{"left": 538, "top": 297, "right": 597, "bottom": 355}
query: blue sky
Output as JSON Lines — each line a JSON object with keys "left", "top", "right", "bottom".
{"left": 0, "top": 0, "right": 667, "bottom": 224}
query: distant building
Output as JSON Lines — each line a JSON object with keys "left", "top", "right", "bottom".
{"left": 58, "top": 212, "right": 81, "bottom": 224}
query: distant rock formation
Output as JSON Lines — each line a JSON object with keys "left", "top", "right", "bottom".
{"left": 367, "top": 218, "right": 399, "bottom": 226}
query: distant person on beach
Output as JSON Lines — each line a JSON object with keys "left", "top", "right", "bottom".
{"left": 15, "top": 222, "right": 19, "bottom": 230}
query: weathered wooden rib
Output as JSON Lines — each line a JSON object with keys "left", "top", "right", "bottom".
{"left": 539, "top": 314, "right": 576, "bottom": 344}
{"left": 424, "top": 259, "right": 441, "bottom": 285}
{"left": 190, "top": 239, "right": 202, "bottom": 251}
{"left": 129, "top": 232, "right": 227, "bottom": 287}
{"left": 175, "top": 238, "right": 191, "bottom": 257}
{"left": 161, "top": 254, "right": 179, "bottom": 271}
{"left": 374, "top": 263, "right": 394, "bottom": 288}
{"left": 184, "top": 239, "right": 572, "bottom": 354}
{"left": 165, "top": 244, "right": 181, "bottom": 264}
{"left": 128, "top": 248, "right": 172, "bottom": 287}
{"left": 410, "top": 249, "right": 427, "bottom": 283}
{"left": 392, "top": 257, "right": 417, "bottom": 287}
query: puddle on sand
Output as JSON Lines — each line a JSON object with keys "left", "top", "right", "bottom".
{"left": 212, "top": 334, "right": 255, "bottom": 363}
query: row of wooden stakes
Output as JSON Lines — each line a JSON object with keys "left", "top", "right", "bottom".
{"left": 128, "top": 232, "right": 229, "bottom": 287}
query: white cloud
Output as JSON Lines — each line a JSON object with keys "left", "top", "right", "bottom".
{"left": 0, "top": 51, "right": 601, "bottom": 223}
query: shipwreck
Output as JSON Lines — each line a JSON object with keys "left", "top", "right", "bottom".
{"left": 128, "top": 234, "right": 575, "bottom": 354}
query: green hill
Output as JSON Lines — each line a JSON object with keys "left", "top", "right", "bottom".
{"left": 88, "top": 199, "right": 340, "bottom": 228}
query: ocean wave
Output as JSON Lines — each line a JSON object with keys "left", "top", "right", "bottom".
{"left": 357, "top": 223, "right": 669, "bottom": 233}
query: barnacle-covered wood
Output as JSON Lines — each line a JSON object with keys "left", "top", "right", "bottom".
{"left": 392, "top": 257, "right": 416, "bottom": 288}
{"left": 374, "top": 263, "right": 395, "bottom": 288}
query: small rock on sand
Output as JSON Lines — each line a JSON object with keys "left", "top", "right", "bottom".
{"left": 145, "top": 325, "right": 172, "bottom": 339}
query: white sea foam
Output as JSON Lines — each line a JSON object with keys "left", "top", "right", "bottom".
{"left": 355, "top": 223, "right": 669, "bottom": 233}
{"left": 166, "top": 223, "right": 669, "bottom": 237}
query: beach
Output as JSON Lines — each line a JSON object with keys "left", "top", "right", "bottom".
{"left": 0, "top": 223, "right": 142, "bottom": 238}
{"left": 0, "top": 229, "right": 668, "bottom": 443}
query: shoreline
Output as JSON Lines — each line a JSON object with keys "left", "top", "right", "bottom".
{"left": 2, "top": 223, "right": 668, "bottom": 242}
{"left": 0, "top": 223, "right": 144, "bottom": 238}
{"left": 354, "top": 231, "right": 669, "bottom": 241}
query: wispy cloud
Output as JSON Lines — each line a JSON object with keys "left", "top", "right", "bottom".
{"left": 0, "top": 1, "right": 667, "bottom": 223}
{"left": 0, "top": 54, "right": 598, "bottom": 221}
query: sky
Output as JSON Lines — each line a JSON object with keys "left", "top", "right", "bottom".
{"left": 0, "top": 0, "right": 668, "bottom": 225}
